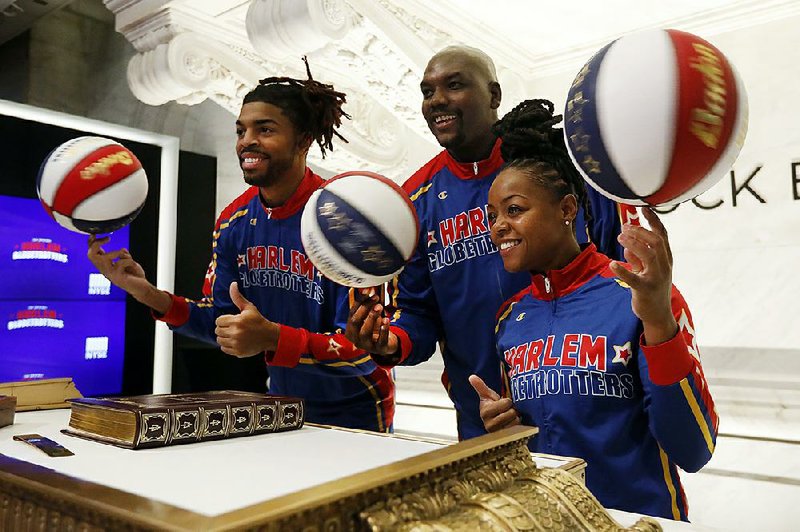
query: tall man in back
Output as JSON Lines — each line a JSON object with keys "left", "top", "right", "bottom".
{"left": 346, "top": 46, "right": 635, "bottom": 439}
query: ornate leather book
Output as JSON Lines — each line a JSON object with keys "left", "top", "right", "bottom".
{"left": 62, "top": 390, "right": 304, "bottom": 449}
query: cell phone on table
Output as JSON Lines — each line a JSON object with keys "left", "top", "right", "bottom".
{"left": 13, "top": 433, "right": 74, "bottom": 457}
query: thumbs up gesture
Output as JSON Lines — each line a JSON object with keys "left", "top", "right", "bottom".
{"left": 468, "top": 374, "right": 521, "bottom": 432}
{"left": 215, "top": 282, "right": 280, "bottom": 357}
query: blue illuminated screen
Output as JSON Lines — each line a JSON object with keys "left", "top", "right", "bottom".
{"left": 0, "top": 195, "right": 128, "bottom": 396}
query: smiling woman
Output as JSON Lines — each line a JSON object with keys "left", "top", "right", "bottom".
{"left": 487, "top": 99, "right": 588, "bottom": 274}
{"left": 474, "top": 98, "right": 719, "bottom": 521}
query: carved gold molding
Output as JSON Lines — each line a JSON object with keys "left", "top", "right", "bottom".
{"left": 358, "top": 436, "right": 661, "bottom": 532}
{"left": 0, "top": 424, "right": 661, "bottom": 531}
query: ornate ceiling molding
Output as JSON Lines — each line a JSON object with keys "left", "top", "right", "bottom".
{"left": 245, "top": 0, "right": 354, "bottom": 61}
{"left": 106, "top": 0, "right": 440, "bottom": 179}
{"left": 103, "top": 0, "right": 800, "bottom": 179}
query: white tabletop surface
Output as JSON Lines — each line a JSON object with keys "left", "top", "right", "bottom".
{"left": 0, "top": 409, "right": 441, "bottom": 516}
{"left": 0, "top": 409, "right": 708, "bottom": 529}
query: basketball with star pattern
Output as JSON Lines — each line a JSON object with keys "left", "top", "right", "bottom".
{"left": 564, "top": 29, "right": 748, "bottom": 207}
{"left": 300, "top": 171, "right": 419, "bottom": 288}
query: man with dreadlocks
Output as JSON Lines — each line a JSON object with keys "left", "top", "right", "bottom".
{"left": 346, "top": 46, "right": 633, "bottom": 440}
{"left": 88, "top": 62, "right": 394, "bottom": 432}
{"left": 471, "top": 98, "right": 717, "bottom": 520}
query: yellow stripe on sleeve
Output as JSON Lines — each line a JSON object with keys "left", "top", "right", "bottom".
{"left": 658, "top": 446, "right": 681, "bottom": 520}
{"left": 494, "top": 301, "right": 518, "bottom": 334}
{"left": 218, "top": 208, "right": 249, "bottom": 231}
{"left": 409, "top": 182, "right": 434, "bottom": 201}
{"left": 679, "top": 378, "right": 715, "bottom": 454}
{"left": 298, "top": 354, "right": 373, "bottom": 367}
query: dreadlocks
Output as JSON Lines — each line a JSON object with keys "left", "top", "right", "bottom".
{"left": 243, "top": 57, "right": 350, "bottom": 158}
{"left": 492, "top": 99, "right": 591, "bottom": 223}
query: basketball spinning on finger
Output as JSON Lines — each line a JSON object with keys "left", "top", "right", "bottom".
{"left": 564, "top": 29, "right": 749, "bottom": 207}
{"left": 300, "top": 171, "right": 419, "bottom": 288}
{"left": 36, "top": 136, "right": 148, "bottom": 234}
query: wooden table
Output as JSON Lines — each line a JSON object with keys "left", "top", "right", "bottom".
{"left": 0, "top": 409, "right": 672, "bottom": 531}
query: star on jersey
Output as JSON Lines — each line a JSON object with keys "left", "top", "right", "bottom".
{"left": 622, "top": 208, "right": 640, "bottom": 226}
{"left": 237, "top": 254, "right": 246, "bottom": 267}
{"left": 327, "top": 338, "right": 342, "bottom": 355}
{"left": 612, "top": 342, "right": 633, "bottom": 366}
{"left": 426, "top": 230, "right": 438, "bottom": 247}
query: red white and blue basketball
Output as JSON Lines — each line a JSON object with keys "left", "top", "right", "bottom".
{"left": 301, "top": 171, "right": 419, "bottom": 287}
{"left": 564, "top": 29, "right": 748, "bottom": 206}
{"left": 36, "top": 136, "right": 148, "bottom": 234}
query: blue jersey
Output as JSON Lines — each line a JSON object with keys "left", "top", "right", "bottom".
{"left": 495, "top": 244, "right": 718, "bottom": 520}
{"left": 156, "top": 169, "right": 394, "bottom": 432}
{"left": 387, "top": 140, "right": 635, "bottom": 439}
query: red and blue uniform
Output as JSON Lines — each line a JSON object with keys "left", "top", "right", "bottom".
{"left": 386, "top": 140, "right": 636, "bottom": 439}
{"left": 156, "top": 169, "right": 394, "bottom": 432}
{"left": 495, "top": 244, "right": 718, "bottom": 520}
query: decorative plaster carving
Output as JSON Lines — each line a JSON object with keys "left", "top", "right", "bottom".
{"left": 112, "top": 0, "right": 418, "bottom": 177}
{"left": 107, "top": 0, "right": 800, "bottom": 180}
{"left": 319, "top": 91, "right": 409, "bottom": 176}
{"left": 126, "top": 32, "right": 261, "bottom": 107}
{"left": 246, "top": 0, "right": 355, "bottom": 62}
{"left": 371, "top": 0, "right": 452, "bottom": 59}
{"left": 311, "top": 26, "right": 424, "bottom": 133}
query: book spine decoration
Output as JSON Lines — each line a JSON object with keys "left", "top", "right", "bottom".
{"left": 136, "top": 400, "right": 304, "bottom": 448}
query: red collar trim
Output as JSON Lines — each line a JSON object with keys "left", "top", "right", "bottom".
{"left": 530, "top": 244, "right": 611, "bottom": 300}
{"left": 259, "top": 167, "right": 322, "bottom": 219}
{"left": 444, "top": 138, "right": 503, "bottom": 180}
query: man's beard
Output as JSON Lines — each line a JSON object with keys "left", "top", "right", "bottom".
{"left": 430, "top": 124, "right": 465, "bottom": 151}
{"left": 242, "top": 155, "right": 293, "bottom": 187}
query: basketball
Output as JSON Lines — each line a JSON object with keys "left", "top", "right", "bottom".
{"left": 36, "top": 136, "right": 148, "bottom": 234}
{"left": 300, "top": 171, "right": 419, "bottom": 288}
{"left": 564, "top": 29, "right": 748, "bottom": 206}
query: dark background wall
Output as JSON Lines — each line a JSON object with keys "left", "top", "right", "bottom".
{"left": 0, "top": 14, "right": 267, "bottom": 395}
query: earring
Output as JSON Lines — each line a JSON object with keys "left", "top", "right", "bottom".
{"left": 564, "top": 220, "right": 570, "bottom": 226}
